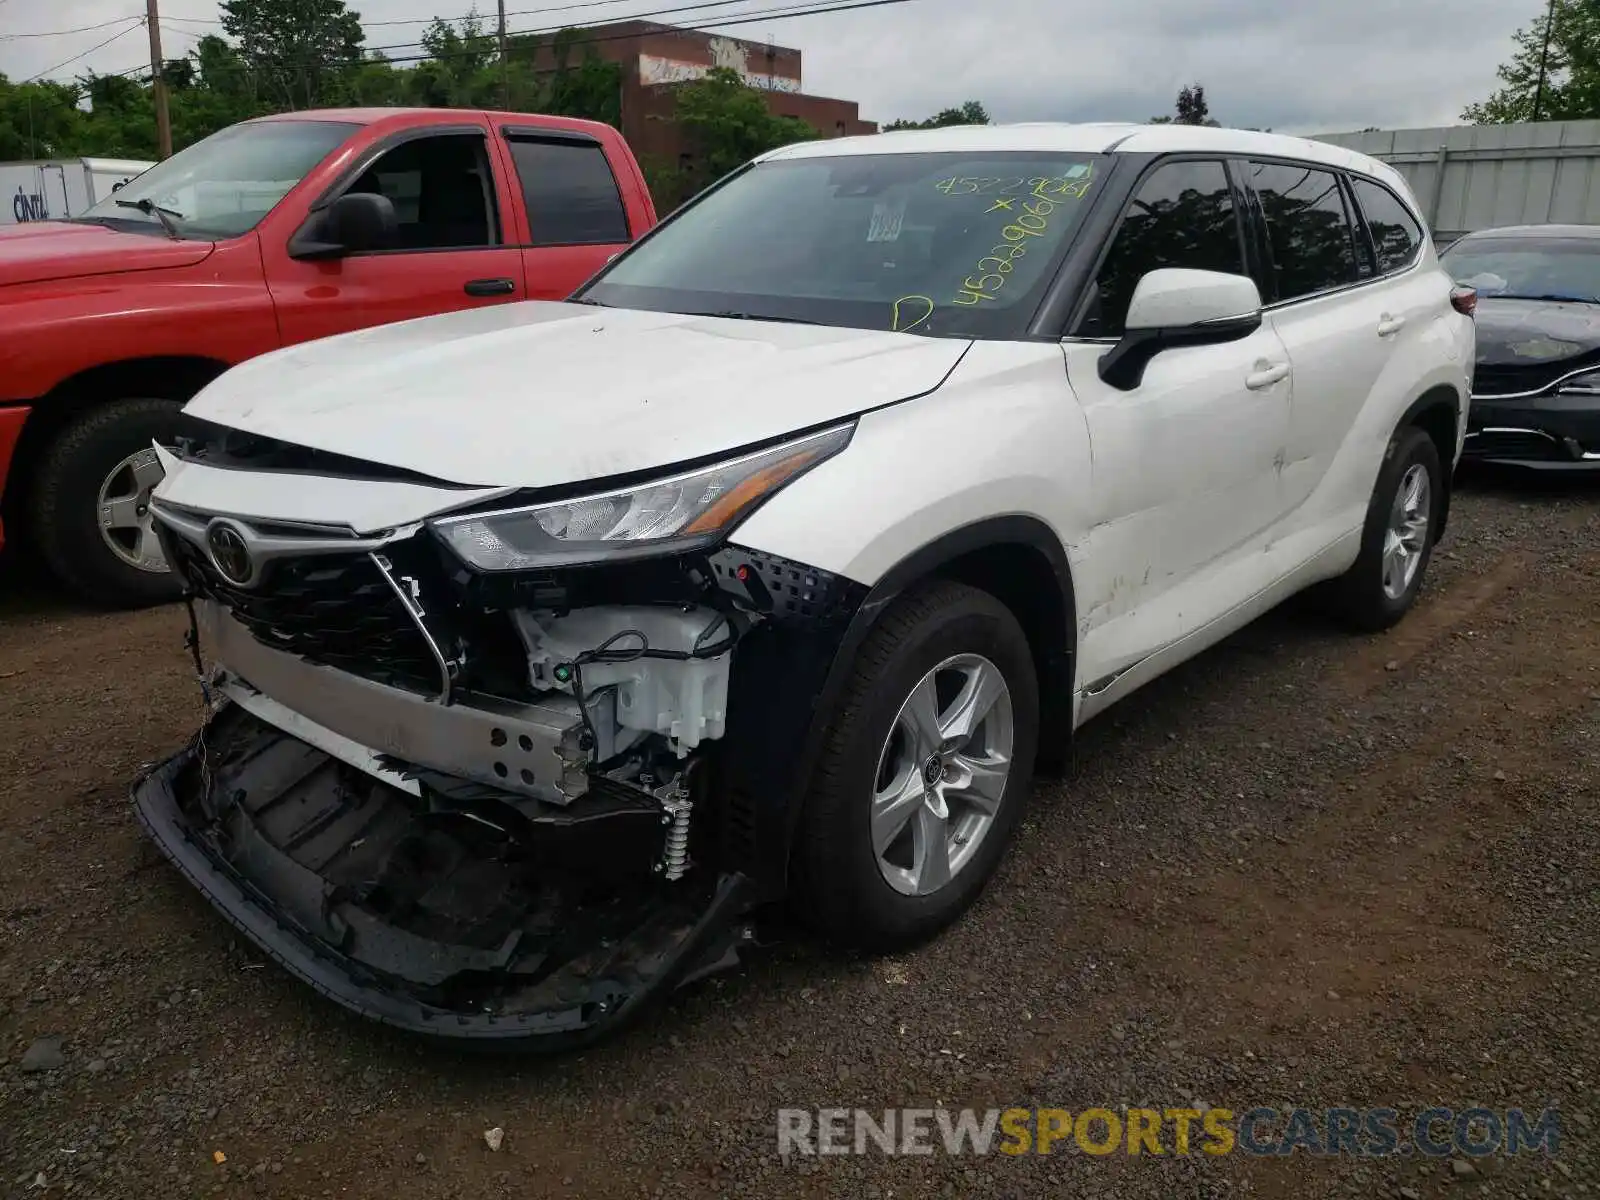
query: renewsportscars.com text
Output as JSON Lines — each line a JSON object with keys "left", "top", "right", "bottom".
{"left": 776, "top": 1106, "right": 1562, "bottom": 1158}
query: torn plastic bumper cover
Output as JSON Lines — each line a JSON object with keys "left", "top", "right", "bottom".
{"left": 131, "top": 701, "right": 754, "bottom": 1044}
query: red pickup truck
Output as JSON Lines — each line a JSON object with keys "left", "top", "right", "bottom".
{"left": 0, "top": 107, "right": 657, "bottom": 606}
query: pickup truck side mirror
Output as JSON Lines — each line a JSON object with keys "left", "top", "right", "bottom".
{"left": 1097, "top": 268, "right": 1264, "bottom": 391}
{"left": 289, "top": 192, "right": 399, "bottom": 260}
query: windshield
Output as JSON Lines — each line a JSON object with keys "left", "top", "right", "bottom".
{"left": 579, "top": 152, "right": 1111, "bottom": 339}
{"left": 79, "top": 119, "right": 356, "bottom": 240}
{"left": 1441, "top": 236, "right": 1600, "bottom": 303}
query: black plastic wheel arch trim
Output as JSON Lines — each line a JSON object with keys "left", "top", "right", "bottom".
{"left": 1396, "top": 386, "right": 1464, "bottom": 539}
{"left": 723, "top": 516, "right": 1078, "bottom": 898}
{"left": 131, "top": 743, "right": 755, "bottom": 1048}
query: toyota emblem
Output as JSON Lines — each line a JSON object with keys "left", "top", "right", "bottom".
{"left": 206, "top": 521, "right": 253, "bottom": 586}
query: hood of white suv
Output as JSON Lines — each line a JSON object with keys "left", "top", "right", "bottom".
{"left": 185, "top": 301, "right": 972, "bottom": 488}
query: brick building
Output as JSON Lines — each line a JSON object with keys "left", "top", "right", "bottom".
{"left": 542, "top": 21, "right": 877, "bottom": 171}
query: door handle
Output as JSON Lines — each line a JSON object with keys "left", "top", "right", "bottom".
{"left": 1246, "top": 362, "right": 1290, "bottom": 390}
{"left": 464, "top": 277, "right": 516, "bottom": 297}
{"left": 1377, "top": 313, "right": 1406, "bottom": 337}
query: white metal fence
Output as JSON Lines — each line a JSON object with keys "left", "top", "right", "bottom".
{"left": 1314, "top": 120, "right": 1600, "bottom": 244}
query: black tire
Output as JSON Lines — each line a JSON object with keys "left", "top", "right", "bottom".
{"left": 791, "top": 580, "right": 1040, "bottom": 951}
{"left": 29, "top": 398, "right": 190, "bottom": 609}
{"left": 1324, "top": 424, "right": 1443, "bottom": 632}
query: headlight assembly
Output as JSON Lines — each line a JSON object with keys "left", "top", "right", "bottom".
{"left": 430, "top": 423, "right": 854, "bottom": 571}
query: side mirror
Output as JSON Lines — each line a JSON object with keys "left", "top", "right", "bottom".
{"left": 1097, "top": 268, "right": 1264, "bottom": 391}
{"left": 289, "top": 191, "right": 398, "bottom": 260}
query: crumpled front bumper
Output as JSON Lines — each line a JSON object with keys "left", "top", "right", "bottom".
{"left": 131, "top": 705, "right": 755, "bottom": 1047}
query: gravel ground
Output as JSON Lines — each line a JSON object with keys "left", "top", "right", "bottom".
{"left": 1, "top": 474, "right": 1597, "bottom": 1200}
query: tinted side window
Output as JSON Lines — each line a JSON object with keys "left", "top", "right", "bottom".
{"left": 1351, "top": 177, "right": 1424, "bottom": 274}
{"left": 1248, "top": 162, "right": 1360, "bottom": 300}
{"left": 506, "top": 137, "right": 630, "bottom": 246}
{"left": 1078, "top": 159, "right": 1242, "bottom": 337}
{"left": 345, "top": 134, "right": 498, "bottom": 250}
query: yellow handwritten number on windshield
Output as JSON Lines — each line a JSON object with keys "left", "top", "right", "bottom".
{"left": 954, "top": 196, "right": 1061, "bottom": 306}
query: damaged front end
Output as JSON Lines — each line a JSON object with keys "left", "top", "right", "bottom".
{"left": 132, "top": 431, "right": 867, "bottom": 1045}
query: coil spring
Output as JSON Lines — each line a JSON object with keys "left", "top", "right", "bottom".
{"left": 659, "top": 795, "right": 693, "bottom": 881}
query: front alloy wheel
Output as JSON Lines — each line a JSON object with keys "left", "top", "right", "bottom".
{"left": 872, "top": 653, "right": 1014, "bottom": 897}
{"left": 96, "top": 445, "right": 169, "bottom": 575}
{"left": 792, "top": 581, "right": 1040, "bottom": 951}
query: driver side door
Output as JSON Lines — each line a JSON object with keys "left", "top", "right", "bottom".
{"left": 1063, "top": 157, "right": 1292, "bottom": 676}
{"left": 264, "top": 126, "right": 527, "bottom": 346}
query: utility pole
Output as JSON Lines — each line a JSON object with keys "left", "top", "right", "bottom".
{"left": 145, "top": 0, "right": 173, "bottom": 158}
{"left": 1533, "top": 0, "right": 1557, "bottom": 123}
{"left": 498, "top": 0, "right": 510, "bottom": 109}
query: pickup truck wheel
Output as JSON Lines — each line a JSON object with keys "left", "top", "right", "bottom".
{"left": 30, "top": 398, "right": 188, "bottom": 608}
{"left": 791, "top": 581, "right": 1039, "bottom": 952}
{"left": 1324, "top": 424, "right": 1442, "bottom": 632}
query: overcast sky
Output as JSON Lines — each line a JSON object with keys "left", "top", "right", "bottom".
{"left": 0, "top": 0, "right": 1542, "bottom": 135}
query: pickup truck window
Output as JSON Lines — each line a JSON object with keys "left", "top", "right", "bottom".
{"left": 505, "top": 136, "right": 630, "bottom": 246}
{"left": 77, "top": 119, "right": 356, "bottom": 239}
{"left": 579, "top": 151, "right": 1109, "bottom": 340}
{"left": 344, "top": 134, "right": 500, "bottom": 250}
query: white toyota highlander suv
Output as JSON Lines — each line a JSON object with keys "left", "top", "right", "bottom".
{"left": 134, "top": 123, "right": 1475, "bottom": 1047}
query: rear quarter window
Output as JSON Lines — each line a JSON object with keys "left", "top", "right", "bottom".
{"left": 505, "top": 136, "right": 630, "bottom": 247}
{"left": 1350, "top": 177, "right": 1425, "bottom": 274}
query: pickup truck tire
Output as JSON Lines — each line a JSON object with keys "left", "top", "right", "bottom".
{"left": 30, "top": 398, "right": 190, "bottom": 609}
{"left": 1324, "top": 424, "right": 1443, "bottom": 632}
{"left": 791, "top": 581, "right": 1039, "bottom": 952}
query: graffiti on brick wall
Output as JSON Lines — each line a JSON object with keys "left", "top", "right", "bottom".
{"left": 639, "top": 37, "right": 801, "bottom": 92}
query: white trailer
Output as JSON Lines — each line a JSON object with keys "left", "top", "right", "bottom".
{"left": 1, "top": 157, "right": 155, "bottom": 226}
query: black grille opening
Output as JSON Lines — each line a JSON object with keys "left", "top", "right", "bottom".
{"left": 171, "top": 537, "right": 442, "bottom": 695}
{"left": 1473, "top": 361, "right": 1592, "bottom": 397}
{"left": 1465, "top": 430, "right": 1568, "bottom": 461}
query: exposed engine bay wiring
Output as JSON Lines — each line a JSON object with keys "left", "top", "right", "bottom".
{"left": 181, "top": 594, "right": 213, "bottom": 706}
{"left": 563, "top": 611, "right": 745, "bottom": 766}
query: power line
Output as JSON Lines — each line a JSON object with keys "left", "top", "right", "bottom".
{"left": 89, "top": 0, "right": 923, "bottom": 87}
{"left": 1, "top": 15, "right": 146, "bottom": 39}
{"left": 131, "top": 0, "right": 811, "bottom": 65}
{"left": 22, "top": 20, "right": 145, "bottom": 82}
{"left": 163, "top": 0, "right": 761, "bottom": 32}
{"left": 150, "top": 0, "right": 922, "bottom": 73}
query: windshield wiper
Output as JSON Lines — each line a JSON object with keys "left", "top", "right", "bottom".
{"left": 686, "top": 310, "right": 824, "bottom": 326}
{"left": 114, "top": 197, "right": 184, "bottom": 239}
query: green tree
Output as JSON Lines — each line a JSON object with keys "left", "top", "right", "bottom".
{"left": 220, "top": 0, "right": 367, "bottom": 110}
{"left": 0, "top": 8, "right": 625, "bottom": 164}
{"left": 1464, "top": 0, "right": 1600, "bottom": 123}
{"left": 883, "top": 100, "right": 989, "bottom": 131}
{"left": 669, "top": 66, "right": 818, "bottom": 195}
{"left": 0, "top": 77, "right": 89, "bottom": 159}
{"left": 1150, "top": 83, "right": 1219, "bottom": 126}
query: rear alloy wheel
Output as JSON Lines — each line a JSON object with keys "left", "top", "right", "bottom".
{"left": 1324, "top": 424, "right": 1442, "bottom": 631}
{"left": 1380, "top": 462, "right": 1432, "bottom": 602}
{"left": 793, "top": 581, "right": 1039, "bottom": 951}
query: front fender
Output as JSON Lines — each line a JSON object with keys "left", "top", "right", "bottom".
{"left": 0, "top": 237, "right": 276, "bottom": 400}
{"left": 733, "top": 340, "right": 1095, "bottom": 587}
{"left": 723, "top": 340, "right": 1092, "bottom": 899}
